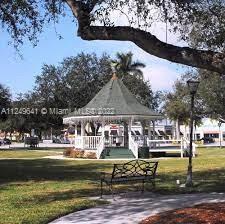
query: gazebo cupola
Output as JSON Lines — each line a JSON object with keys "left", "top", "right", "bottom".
{"left": 63, "top": 71, "right": 163, "bottom": 159}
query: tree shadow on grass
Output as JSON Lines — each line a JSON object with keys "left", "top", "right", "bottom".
{"left": 0, "top": 158, "right": 224, "bottom": 194}
{"left": 0, "top": 159, "right": 113, "bottom": 184}
{"left": 156, "top": 168, "right": 225, "bottom": 194}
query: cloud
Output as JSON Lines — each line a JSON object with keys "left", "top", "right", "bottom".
{"left": 143, "top": 66, "right": 181, "bottom": 91}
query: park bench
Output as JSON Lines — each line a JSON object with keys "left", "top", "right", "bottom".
{"left": 100, "top": 160, "right": 158, "bottom": 197}
{"left": 24, "top": 137, "right": 39, "bottom": 148}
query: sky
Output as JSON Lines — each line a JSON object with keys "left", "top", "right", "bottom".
{"left": 0, "top": 10, "right": 191, "bottom": 98}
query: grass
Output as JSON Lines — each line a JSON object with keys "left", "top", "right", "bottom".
{"left": 0, "top": 149, "right": 62, "bottom": 158}
{"left": 0, "top": 147, "right": 224, "bottom": 223}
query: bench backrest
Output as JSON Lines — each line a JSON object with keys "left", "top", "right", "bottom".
{"left": 112, "top": 160, "right": 158, "bottom": 179}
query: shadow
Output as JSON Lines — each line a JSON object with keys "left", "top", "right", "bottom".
{"left": 0, "top": 158, "right": 224, "bottom": 194}
{"left": 0, "top": 159, "right": 114, "bottom": 185}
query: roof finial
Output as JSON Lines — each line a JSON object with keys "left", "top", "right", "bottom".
{"left": 111, "top": 65, "right": 118, "bottom": 80}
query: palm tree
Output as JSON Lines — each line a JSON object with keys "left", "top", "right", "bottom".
{"left": 112, "top": 52, "right": 145, "bottom": 79}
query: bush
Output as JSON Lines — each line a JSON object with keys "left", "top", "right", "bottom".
{"left": 70, "top": 150, "right": 85, "bottom": 158}
{"left": 63, "top": 148, "right": 96, "bottom": 159}
{"left": 84, "top": 151, "right": 97, "bottom": 159}
{"left": 63, "top": 148, "right": 74, "bottom": 157}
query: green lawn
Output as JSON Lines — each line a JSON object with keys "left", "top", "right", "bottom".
{"left": 0, "top": 149, "right": 62, "bottom": 158}
{"left": 0, "top": 148, "right": 224, "bottom": 224}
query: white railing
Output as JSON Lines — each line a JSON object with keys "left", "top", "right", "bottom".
{"left": 129, "top": 136, "right": 139, "bottom": 159}
{"left": 146, "top": 137, "right": 197, "bottom": 158}
{"left": 96, "top": 137, "right": 105, "bottom": 159}
{"left": 83, "top": 136, "right": 102, "bottom": 149}
{"left": 74, "top": 136, "right": 83, "bottom": 149}
{"left": 147, "top": 138, "right": 184, "bottom": 158}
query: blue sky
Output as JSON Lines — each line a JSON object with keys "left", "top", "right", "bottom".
{"left": 0, "top": 13, "right": 188, "bottom": 98}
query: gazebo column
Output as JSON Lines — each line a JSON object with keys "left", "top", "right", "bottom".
{"left": 81, "top": 122, "right": 85, "bottom": 136}
{"left": 74, "top": 124, "right": 77, "bottom": 146}
{"left": 152, "top": 120, "right": 156, "bottom": 140}
{"left": 141, "top": 121, "right": 147, "bottom": 146}
{"left": 80, "top": 121, "right": 85, "bottom": 149}
{"left": 148, "top": 120, "right": 152, "bottom": 148}
{"left": 128, "top": 118, "right": 132, "bottom": 148}
{"left": 128, "top": 119, "right": 132, "bottom": 133}
{"left": 124, "top": 121, "right": 129, "bottom": 148}
{"left": 101, "top": 120, "right": 105, "bottom": 138}
{"left": 75, "top": 124, "right": 78, "bottom": 136}
{"left": 152, "top": 120, "right": 156, "bottom": 148}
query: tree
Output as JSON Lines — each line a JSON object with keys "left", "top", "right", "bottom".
{"left": 112, "top": 52, "right": 145, "bottom": 80}
{"left": 166, "top": 69, "right": 225, "bottom": 121}
{"left": 163, "top": 72, "right": 204, "bottom": 139}
{"left": 196, "top": 70, "right": 225, "bottom": 119}
{"left": 163, "top": 80, "right": 190, "bottom": 138}
{"left": 1, "top": 1, "right": 225, "bottom": 73}
{"left": 0, "top": 83, "right": 11, "bottom": 121}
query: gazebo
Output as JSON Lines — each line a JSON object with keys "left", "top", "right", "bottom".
{"left": 63, "top": 72, "right": 163, "bottom": 159}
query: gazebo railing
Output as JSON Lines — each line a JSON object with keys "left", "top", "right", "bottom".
{"left": 74, "top": 136, "right": 102, "bottom": 150}
{"left": 129, "top": 136, "right": 138, "bottom": 159}
{"left": 74, "top": 136, "right": 83, "bottom": 149}
{"left": 83, "top": 136, "right": 102, "bottom": 149}
{"left": 146, "top": 138, "right": 197, "bottom": 158}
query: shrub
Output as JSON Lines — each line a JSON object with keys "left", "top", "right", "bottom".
{"left": 63, "top": 148, "right": 74, "bottom": 157}
{"left": 70, "top": 150, "right": 85, "bottom": 158}
{"left": 84, "top": 151, "right": 97, "bottom": 159}
{"left": 63, "top": 148, "right": 96, "bottom": 159}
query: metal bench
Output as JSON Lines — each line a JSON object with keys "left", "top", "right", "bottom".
{"left": 100, "top": 160, "right": 158, "bottom": 197}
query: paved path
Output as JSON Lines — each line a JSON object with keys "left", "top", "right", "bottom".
{"left": 49, "top": 192, "right": 225, "bottom": 224}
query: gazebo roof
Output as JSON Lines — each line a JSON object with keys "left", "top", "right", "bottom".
{"left": 63, "top": 74, "right": 162, "bottom": 124}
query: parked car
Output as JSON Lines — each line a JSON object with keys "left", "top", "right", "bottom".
{"left": 200, "top": 137, "right": 214, "bottom": 144}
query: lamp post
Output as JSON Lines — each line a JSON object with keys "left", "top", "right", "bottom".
{"left": 218, "top": 121, "right": 222, "bottom": 148}
{"left": 186, "top": 79, "right": 200, "bottom": 187}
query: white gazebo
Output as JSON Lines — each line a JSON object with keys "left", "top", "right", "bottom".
{"left": 63, "top": 73, "right": 163, "bottom": 159}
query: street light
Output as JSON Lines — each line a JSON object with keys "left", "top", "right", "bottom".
{"left": 218, "top": 121, "right": 222, "bottom": 148}
{"left": 186, "top": 79, "right": 200, "bottom": 187}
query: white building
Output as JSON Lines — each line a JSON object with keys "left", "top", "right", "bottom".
{"left": 180, "top": 118, "right": 225, "bottom": 142}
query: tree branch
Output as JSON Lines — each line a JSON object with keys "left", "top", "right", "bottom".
{"left": 65, "top": 0, "right": 225, "bottom": 74}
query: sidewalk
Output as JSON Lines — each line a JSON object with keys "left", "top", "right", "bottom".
{"left": 49, "top": 192, "right": 225, "bottom": 224}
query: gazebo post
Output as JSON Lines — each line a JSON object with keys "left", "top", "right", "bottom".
{"left": 148, "top": 120, "right": 151, "bottom": 148}
{"left": 81, "top": 121, "right": 85, "bottom": 149}
{"left": 75, "top": 124, "right": 77, "bottom": 136}
{"left": 74, "top": 124, "right": 77, "bottom": 146}
{"left": 141, "top": 121, "right": 147, "bottom": 146}
{"left": 128, "top": 118, "right": 132, "bottom": 148}
{"left": 124, "top": 121, "right": 129, "bottom": 148}
{"left": 101, "top": 119, "right": 105, "bottom": 138}
{"left": 152, "top": 120, "right": 156, "bottom": 140}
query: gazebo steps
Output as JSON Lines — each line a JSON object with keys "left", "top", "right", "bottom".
{"left": 104, "top": 147, "right": 135, "bottom": 159}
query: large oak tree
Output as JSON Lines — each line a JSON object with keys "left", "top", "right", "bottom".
{"left": 1, "top": 0, "right": 225, "bottom": 73}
